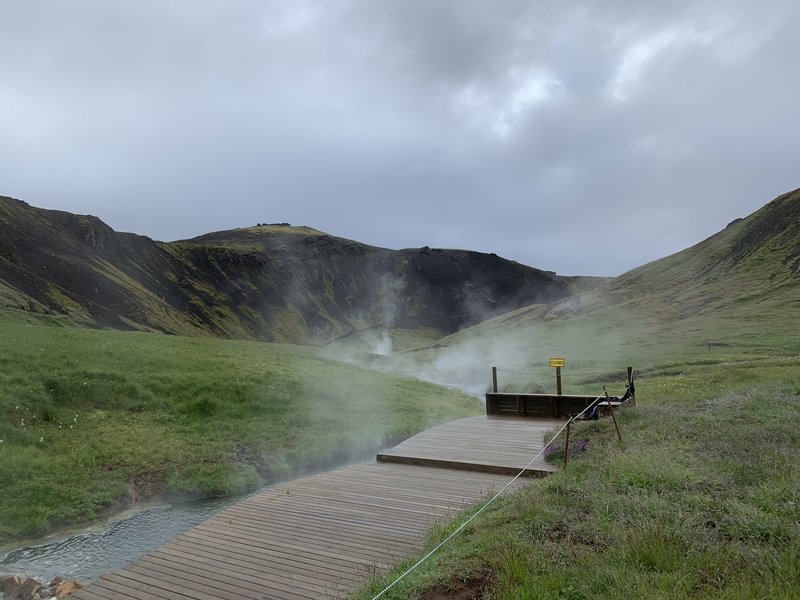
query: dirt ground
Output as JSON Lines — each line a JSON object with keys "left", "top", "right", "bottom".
{"left": 418, "top": 570, "right": 495, "bottom": 600}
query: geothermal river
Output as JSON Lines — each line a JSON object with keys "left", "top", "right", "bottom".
{"left": 0, "top": 489, "right": 270, "bottom": 584}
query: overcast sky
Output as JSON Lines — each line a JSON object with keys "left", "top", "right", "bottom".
{"left": 2, "top": 1, "right": 798, "bottom": 276}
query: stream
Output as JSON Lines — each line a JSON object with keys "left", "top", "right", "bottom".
{"left": 0, "top": 448, "right": 385, "bottom": 586}
{"left": 0, "top": 488, "right": 270, "bottom": 584}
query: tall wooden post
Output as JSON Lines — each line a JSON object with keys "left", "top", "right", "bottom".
{"left": 604, "top": 386, "right": 622, "bottom": 441}
{"left": 549, "top": 358, "right": 566, "bottom": 395}
{"left": 492, "top": 367, "right": 498, "bottom": 393}
{"left": 608, "top": 398, "right": 623, "bottom": 441}
{"left": 563, "top": 417, "right": 572, "bottom": 468}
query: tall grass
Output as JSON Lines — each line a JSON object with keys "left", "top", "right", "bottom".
{"left": 0, "top": 322, "right": 481, "bottom": 543}
{"left": 352, "top": 358, "right": 800, "bottom": 599}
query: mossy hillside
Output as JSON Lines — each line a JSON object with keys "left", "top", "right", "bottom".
{"left": 0, "top": 322, "right": 481, "bottom": 543}
{"left": 353, "top": 358, "right": 800, "bottom": 599}
{"left": 1, "top": 195, "right": 578, "bottom": 345}
{"left": 388, "top": 189, "right": 800, "bottom": 389}
{"left": 178, "top": 224, "right": 328, "bottom": 252}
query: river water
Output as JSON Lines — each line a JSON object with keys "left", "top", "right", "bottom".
{"left": 0, "top": 491, "right": 265, "bottom": 584}
{"left": 0, "top": 449, "right": 386, "bottom": 585}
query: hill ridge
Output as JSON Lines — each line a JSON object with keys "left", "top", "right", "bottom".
{"left": 0, "top": 195, "right": 586, "bottom": 345}
{"left": 396, "top": 187, "right": 799, "bottom": 377}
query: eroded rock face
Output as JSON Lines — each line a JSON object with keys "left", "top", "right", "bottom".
{"left": 1, "top": 575, "right": 23, "bottom": 597}
{"left": 16, "top": 577, "right": 41, "bottom": 600}
{"left": 0, "top": 574, "right": 82, "bottom": 600}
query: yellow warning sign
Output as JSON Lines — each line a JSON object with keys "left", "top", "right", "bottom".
{"left": 549, "top": 357, "right": 566, "bottom": 368}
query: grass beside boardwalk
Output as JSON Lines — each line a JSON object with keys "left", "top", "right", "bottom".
{"left": 0, "top": 322, "right": 481, "bottom": 544}
{"left": 351, "top": 358, "right": 800, "bottom": 599}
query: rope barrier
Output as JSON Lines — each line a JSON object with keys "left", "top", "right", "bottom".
{"left": 370, "top": 393, "right": 605, "bottom": 600}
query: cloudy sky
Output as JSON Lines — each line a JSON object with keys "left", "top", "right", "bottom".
{"left": 2, "top": 1, "right": 798, "bottom": 276}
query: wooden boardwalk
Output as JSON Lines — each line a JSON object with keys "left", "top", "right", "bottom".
{"left": 70, "top": 416, "right": 558, "bottom": 600}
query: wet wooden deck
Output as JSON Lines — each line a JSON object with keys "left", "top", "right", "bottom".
{"left": 70, "top": 416, "right": 558, "bottom": 600}
{"left": 377, "top": 416, "right": 559, "bottom": 476}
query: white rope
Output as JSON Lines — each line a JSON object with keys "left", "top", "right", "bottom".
{"left": 371, "top": 394, "right": 605, "bottom": 599}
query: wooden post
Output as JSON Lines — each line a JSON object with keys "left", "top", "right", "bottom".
{"left": 608, "top": 399, "right": 623, "bottom": 442}
{"left": 492, "top": 367, "right": 498, "bottom": 393}
{"left": 556, "top": 366, "right": 562, "bottom": 395}
{"left": 563, "top": 417, "right": 572, "bottom": 468}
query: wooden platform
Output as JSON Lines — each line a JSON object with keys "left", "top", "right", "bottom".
{"left": 377, "top": 415, "right": 560, "bottom": 476}
{"left": 70, "top": 416, "right": 556, "bottom": 600}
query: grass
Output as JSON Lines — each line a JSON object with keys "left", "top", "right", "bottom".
{"left": 0, "top": 321, "right": 481, "bottom": 544}
{"left": 351, "top": 357, "right": 800, "bottom": 599}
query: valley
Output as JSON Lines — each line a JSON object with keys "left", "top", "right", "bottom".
{"left": 0, "top": 188, "right": 798, "bottom": 599}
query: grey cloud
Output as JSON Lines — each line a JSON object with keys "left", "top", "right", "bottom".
{"left": 1, "top": 0, "right": 798, "bottom": 276}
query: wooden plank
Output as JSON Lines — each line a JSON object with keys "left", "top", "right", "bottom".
{"left": 132, "top": 554, "right": 330, "bottom": 600}
{"left": 165, "top": 533, "right": 366, "bottom": 581}
{"left": 153, "top": 542, "right": 360, "bottom": 588}
{"left": 142, "top": 549, "right": 351, "bottom": 596}
{"left": 70, "top": 587, "right": 142, "bottom": 600}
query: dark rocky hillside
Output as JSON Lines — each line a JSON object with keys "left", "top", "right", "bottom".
{"left": 0, "top": 196, "right": 586, "bottom": 344}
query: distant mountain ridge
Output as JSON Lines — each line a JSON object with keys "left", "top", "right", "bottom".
{"left": 0, "top": 196, "right": 588, "bottom": 343}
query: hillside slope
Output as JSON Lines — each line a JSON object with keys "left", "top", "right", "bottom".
{"left": 0, "top": 196, "right": 583, "bottom": 344}
{"left": 600, "top": 186, "right": 800, "bottom": 321}
{"left": 393, "top": 187, "right": 800, "bottom": 387}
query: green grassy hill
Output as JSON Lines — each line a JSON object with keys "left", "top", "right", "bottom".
{"left": 387, "top": 188, "right": 800, "bottom": 392}
{"left": 0, "top": 322, "right": 481, "bottom": 544}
